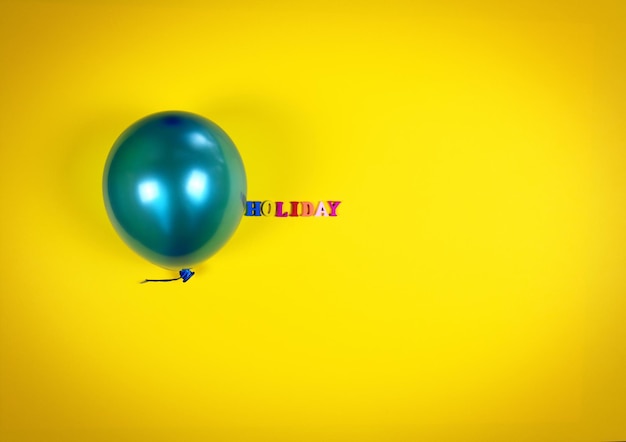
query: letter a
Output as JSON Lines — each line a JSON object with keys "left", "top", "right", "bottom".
{"left": 315, "top": 201, "right": 328, "bottom": 216}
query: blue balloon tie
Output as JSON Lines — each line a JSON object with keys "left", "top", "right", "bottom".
{"left": 141, "top": 268, "right": 195, "bottom": 284}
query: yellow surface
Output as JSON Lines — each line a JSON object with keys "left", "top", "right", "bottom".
{"left": 1, "top": 1, "right": 625, "bottom": 441}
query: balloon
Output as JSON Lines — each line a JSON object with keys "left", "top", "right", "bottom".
{"left": 103, "top": 111, "right": 247, "bottom": 269}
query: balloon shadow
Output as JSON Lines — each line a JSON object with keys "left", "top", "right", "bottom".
{"left": 55, "top": 98, "right": 311, "bottom": 273}
{"left": 55, "top": 108, "right": 143, "bottom": 268}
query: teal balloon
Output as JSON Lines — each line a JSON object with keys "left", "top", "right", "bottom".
{"left": 103, "top": 111, "right": 247, "bottom": 269}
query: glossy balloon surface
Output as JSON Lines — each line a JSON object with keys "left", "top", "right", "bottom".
{"left": 103, "top": 111, "right": 246, "bottom": 269}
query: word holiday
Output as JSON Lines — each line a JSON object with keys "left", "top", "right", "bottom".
{"left": 245, "top": 201, "right": 341, "bottom": 217}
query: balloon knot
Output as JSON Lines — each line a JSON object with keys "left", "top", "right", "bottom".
{"left": 179, "top": 268, "right": 195, "bottom": 282}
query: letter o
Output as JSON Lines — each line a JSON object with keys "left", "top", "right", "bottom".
{"left": 261, "top": 200, "right": 273, "bottom": 216}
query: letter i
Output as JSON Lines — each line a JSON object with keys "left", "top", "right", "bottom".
{"left": 290, "top": 201, "right": 299, "bottom": 217}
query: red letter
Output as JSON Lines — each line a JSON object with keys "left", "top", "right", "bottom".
{"left": 290, "top": 201, "right": 299, "bottom": 217}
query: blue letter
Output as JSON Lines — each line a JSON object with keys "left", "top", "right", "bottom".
{"left": 246, "top": 201, "right": 262, "bottom": 216}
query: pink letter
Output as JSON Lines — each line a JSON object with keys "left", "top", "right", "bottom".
{"left": 315, "top": 201, "right": 328, "bottom": 217}
{"left": 275, "top": 201, "right": 288, "bottom": 217}
{"left": 327, "top": 201, "right": 341, "bottom": 216}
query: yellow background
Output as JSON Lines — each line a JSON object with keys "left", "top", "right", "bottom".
{"left": 1, "top": 1, "right": 625, "bottom": 441}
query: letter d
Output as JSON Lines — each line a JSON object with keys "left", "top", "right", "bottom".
{"left": 300, "top": 202, "right": 314, "bottom": 217}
